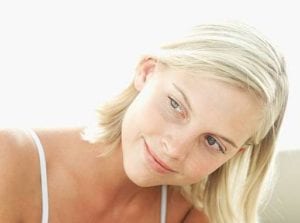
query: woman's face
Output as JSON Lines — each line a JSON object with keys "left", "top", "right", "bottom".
{"left": 121, "top": 59, "right": 262, "bottom": 187}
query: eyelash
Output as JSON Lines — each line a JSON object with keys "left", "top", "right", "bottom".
{"left": 168, "top": 96, "right": 226, "bottom": 154}
{"left": 168, "top": 96, "right": 186, "bottom": 117}
{"left": 205, "top": 135, "right": 226, "bottom": 154}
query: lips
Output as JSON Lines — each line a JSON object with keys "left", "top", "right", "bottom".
{"left": 143, "top": 139, "right": 176, "bottom": 174}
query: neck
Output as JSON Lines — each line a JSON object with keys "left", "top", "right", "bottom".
{"left": 71, "top": 140, "right": 159, "bottom": 208}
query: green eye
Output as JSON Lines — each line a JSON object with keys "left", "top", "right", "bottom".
{"left": 207, "top": 135, "right": 217, "bottom": 145}
{"left": 168, "top": 96, "right": 184, "bottom": 114}
{"left": 169, "top": 97, "right": 180, "bottom": 109}
{"left": 167, "top": 96, "right": 187, "bottom": 119}
{"left": 206, "top": 135, "right": 226, "bottom": 154}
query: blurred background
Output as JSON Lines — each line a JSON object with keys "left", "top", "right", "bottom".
{"left": 0, "top": 0, "right": 299, "bottom": 151}
{"left": 0, "top": 0, "right": 300, "bottom": 152}
{"left": 0, "top": 1, "right": 299, "bottom": 222}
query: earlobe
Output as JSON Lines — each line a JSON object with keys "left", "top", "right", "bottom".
{"left": 238, "top": 148, "right": 246, "bottom": 153}
{"left": 134, "top": 57, "right": 157, "bottom": 91}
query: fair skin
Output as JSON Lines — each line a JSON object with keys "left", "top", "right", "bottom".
{"left": 0, "top": 59, "right": 262, "bottom": 222}
{"left": 122, "top": 59, "right": 262, "bottom": 187}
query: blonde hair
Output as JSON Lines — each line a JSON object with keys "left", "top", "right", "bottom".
{"left": 83, "top": 22, "right": 288, "bottom": 223}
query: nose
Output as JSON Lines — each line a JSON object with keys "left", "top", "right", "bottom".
{"left": 160, "top": 130, "right": 197, "bottom": 161}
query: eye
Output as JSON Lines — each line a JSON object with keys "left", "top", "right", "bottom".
{"left": 168, "top": 96, "right": 185, "bottom": 116}
{"left": 169, "top": 96, "right": 180, "bottom": 109}
{"left": 205, "top": 135, "right": 226, "bottom": 154}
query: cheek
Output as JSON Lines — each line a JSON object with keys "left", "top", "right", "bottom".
{"left": 185, "top": 161, "right": 212, "bottom": 180}
{"left": 121, "top": 94, "right": 164, "bottom": 142}
{"left": 184, "top": 156, "right": 229, "bottom": 181}
{"left": 134, "top": 98, "right": 166, "bottom": 133}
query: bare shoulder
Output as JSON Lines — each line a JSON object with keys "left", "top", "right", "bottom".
{"left": 0, "top": 128, "right": 41, "bottom": 222}
{"left": 166, "top": 187, "right": 209, "bottom": 223}
{"left": 0, "top": 128, "right": 38, "bottom": 179}
{"left": 0, "top": 128, "right": 39, "bottom": 167}
{"left": 182, "top": 207, "right": 210, "bottom": 223}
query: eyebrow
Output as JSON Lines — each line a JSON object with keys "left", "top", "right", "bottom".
{"left": 172, "top": 83, "right": 192, "bottom": 111}
{"left": 216, "top": 134, "right": 238, "bottom": 149}
{"left": 172, "top": 83, "right": 239, "bottom": 149}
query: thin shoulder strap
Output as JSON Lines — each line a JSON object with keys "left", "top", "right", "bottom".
{"left": 160, "top": 185, "right": 168, "bottom": 223}
{"left": 27, "top": 129, "right": 49, "bottom": 223}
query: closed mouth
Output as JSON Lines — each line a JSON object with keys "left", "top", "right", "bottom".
{"left": 143, "top": 138, "right": 176, "bottom": 173}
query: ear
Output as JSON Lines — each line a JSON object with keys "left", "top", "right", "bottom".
{"left": 238, "top": 148, "right": 246, "bottom": 153}
{"left": 134, "top": 57, "right": 157, "bottom": 91}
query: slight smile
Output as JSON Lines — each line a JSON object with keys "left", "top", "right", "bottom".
{"left": 143, "top": 138, "right": 177, "bottom": 174}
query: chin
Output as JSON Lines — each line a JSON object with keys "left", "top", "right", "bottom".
{"left": 123, "top": 165, "right": 157, "bottom": 187}
{"left": 127, "top": 175, "right": 153, "bottom": 187}
{"left": 130, "top": 178, "right": 152, "bottom": 187}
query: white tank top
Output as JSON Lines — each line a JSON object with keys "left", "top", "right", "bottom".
{"left": 27, "top": 129, "right": 49, "bottom": 223}
{"left": 27, "top": 129, "right": 168, "bottom": 223}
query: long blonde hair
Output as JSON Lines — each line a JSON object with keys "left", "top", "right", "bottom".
{"left": 83, "top": 22, "right": 288, "bottom": 223}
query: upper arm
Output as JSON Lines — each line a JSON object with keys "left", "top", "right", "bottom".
{"left": 0, "top": 129, "right": 38, "bottom": 221}
{"left": 182, "top": 208, "right": 210, "bottom": 223}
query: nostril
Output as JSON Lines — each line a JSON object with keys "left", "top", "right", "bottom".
{"left": 161, "top": 139, "right": 185, "bottom": 161}
{"left": 161, "top": 139, "right": 173, "bottom": 154}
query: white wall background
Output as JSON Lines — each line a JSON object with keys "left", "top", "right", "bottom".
{"left": 0, "top": 1, "right": 299, "bottom": 150}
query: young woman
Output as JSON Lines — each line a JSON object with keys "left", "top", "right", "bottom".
{"left": 0, "top": 22, "right": 288, "bottom": 223}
